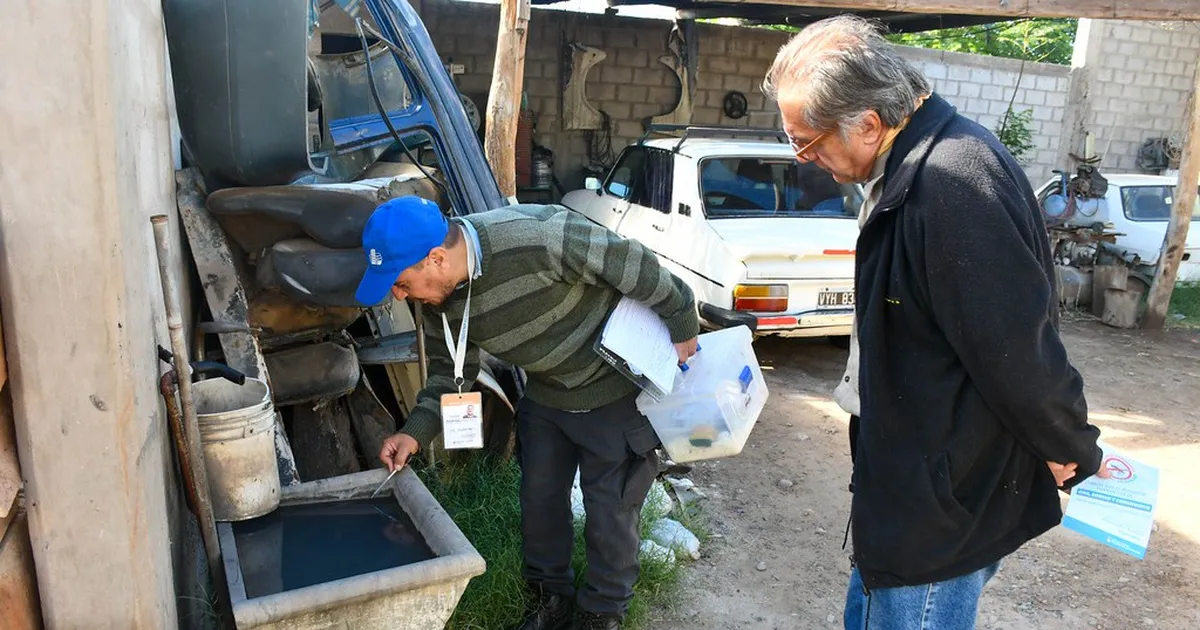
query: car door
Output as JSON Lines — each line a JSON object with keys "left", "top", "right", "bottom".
{"left": 572, "top": 147, "right": 646, "bottom": 231}
{"left": 612, "top": 149, "right": 736, "bottom": 305}
{"left": 658, "top": 154, "right": 739, "bottom": 307}
{"left": 612, "top": 146, "right": 674, "bottom": 252}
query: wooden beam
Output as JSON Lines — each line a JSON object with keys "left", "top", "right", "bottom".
{"left": 0, "top": 312, "right": 7, "bottom": 391}
{"left": 0, "top": 314, "right": 14, "bottom": 521}
{"left": 1143, "top": 63, "right": 1200, "bottom": 330}
{"left": 0, "top": 510, "right": 42, "bottom": 630}
{"left": 681, "top": 0, "right": 1200, "bottom": 21}
{"left": 484, "top": 0, "right": 532, "bottom": 198}
{"left": 0, "top": 390, "right": 19, "bottom": 521}
{"left": 175, "top": 169, "right": 269, "bottom": 381}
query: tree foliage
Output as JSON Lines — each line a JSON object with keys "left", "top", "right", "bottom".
{"left": 887, "top": 18, "right": 1078, "bottom": 65}
{"left": 995, "top": 107, "right": 1036, "bottom": 165}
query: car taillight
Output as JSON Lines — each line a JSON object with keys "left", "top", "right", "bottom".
{"left": 734, "top": 284, "right": 788, "bottom": 312}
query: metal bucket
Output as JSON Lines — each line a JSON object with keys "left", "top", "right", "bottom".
{"left": 194, "top": 377, "right": 281, "bottom": 521}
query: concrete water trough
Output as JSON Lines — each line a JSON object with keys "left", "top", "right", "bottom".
{"left": 217, "top": 468, "right": 485, "bottom": 629}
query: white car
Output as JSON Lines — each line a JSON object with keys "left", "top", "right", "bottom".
{"left": 561, "top": 128, "right": 863, "bottom": 338}
{"left": 1035, "top": 173, "right": 1200, "bottom": 283}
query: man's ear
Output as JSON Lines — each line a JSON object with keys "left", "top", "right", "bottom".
{"left": 426, "top": 246, "right": 448, "bottom": 268}
{"left": 859, "top": 110, "right": 885, "bottom": 145}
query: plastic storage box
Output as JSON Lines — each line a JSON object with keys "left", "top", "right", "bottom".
{"left": 637, "top": 325, "right": 768, "bottom": 462}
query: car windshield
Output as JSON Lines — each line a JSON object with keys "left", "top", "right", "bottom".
{"left": 699, "top": 158, "right": 862, "bottom": 219}
{"left": 1120, "top": 185, "right": 1200, "bottom": 222}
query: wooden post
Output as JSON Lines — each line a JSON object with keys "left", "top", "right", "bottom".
{"left": 484, "top": 0, "right": 532, "bottom": 199}
{"left": 0, "top": 314, "right": 17, "bottom": 522}
{"left": 1, "top": 1, "right": 182, "bottom": 624}
{"left": 1143, "top": 63, "right": 1200, "bottom": 330}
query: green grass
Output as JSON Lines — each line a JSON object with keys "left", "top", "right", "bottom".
{"left": 626, "top": 486, "right": 708, "bottom": 627}
{"left": 419, "top": 456, "right": 700, "bottom": 630}
{"left": 1170, "top": 282, "right": 1200, "bottom": 327}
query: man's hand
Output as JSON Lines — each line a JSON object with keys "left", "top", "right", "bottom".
{"left": 380, "top": 433, "right": 420, "bottom": 472}
{"left": 1047, "top": 460, "right": 1112, "bottom": 487}
{"left": 675, "top": 337, "right": 699, "bottom": 365}
{"left": 1046, "top": 461, "right": 1077, "bottom": 486}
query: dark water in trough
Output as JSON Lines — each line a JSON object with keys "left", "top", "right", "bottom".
{"left": 231, "top": 497, "right": 436, "bottom": 598}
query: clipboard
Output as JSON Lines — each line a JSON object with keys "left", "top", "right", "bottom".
{"left": 593, "top": 337, "right": 670, "bottom": 401}
{"left": 594, "top": 297, "right": 679, "bottom": 401}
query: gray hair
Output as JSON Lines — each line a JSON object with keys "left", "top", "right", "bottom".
{"left": 763, "top": 16, "right": 931, "bottom": 136}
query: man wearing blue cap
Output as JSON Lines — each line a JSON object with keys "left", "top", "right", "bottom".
{"left": 356, "top": 196, "right": 699, "bottom": 630}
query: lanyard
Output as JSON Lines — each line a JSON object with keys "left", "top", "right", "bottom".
{"left": 441, "top": 280, "right": 472, "bottom": 393}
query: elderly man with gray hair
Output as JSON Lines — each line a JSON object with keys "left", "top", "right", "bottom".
{"left": 764, "top": 16, "right": 1107, "bottom": 629}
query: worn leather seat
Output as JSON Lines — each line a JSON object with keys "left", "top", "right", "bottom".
{"left": 208, "top": 186, "right": 377, "bottom": 250}
{"left": 256, "top": 239, "right": 369, "bottom": 308}
{"left": 206, "top": 169, "right": 444, "bottom": 255}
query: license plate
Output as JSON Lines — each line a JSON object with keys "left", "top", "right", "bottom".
{"left": 818, "top": 290, "right": 854, "bottom": 308}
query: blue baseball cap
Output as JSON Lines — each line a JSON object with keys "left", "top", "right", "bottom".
{"left": 355, "top": 196, "right": 449, "bottom": 306}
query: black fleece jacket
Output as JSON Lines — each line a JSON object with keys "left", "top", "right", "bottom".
{"left": 850, "top": 93, "right": 1103, "bottom": 590}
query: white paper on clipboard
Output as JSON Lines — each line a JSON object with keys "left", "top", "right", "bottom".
{"left": 598, "top": 297, "right": 678, "bottom": 397}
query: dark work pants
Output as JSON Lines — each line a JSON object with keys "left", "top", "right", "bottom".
{"left": 516, "top": 393, "right": 661, "bottom": 617}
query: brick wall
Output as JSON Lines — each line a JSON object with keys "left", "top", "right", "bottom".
{"left": 1072, "top": 19, "right": 1200, "bottom": 173}
{"left": 420, "top": 1, "right": 1097, "bottom": 190}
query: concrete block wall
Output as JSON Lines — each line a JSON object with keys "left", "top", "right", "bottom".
{"left": 1073, "top": 20, "right": 1200, "bottom": 173}
{"left": 421, "top": 2, "right": 789, "bottom": 188}
{"left": 899, "top": 47, "right": 1070, "bottom": 183}
{"left": 421, "top": 1, "right": 1110, "bottom": 189}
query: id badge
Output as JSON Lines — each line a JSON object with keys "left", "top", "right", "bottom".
{"left": 441, "top": 392, "right": 484, "bottom": 449}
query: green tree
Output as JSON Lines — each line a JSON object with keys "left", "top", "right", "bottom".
{"left": 995, "top": 107, "right": 1036, "bottom": 165}
{"left": 887, "top": 18, "right": 1078, "bottom": 65}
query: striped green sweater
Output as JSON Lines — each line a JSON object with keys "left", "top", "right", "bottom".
{"left": 402, "top": 204, "right": 699, "bottom": 449}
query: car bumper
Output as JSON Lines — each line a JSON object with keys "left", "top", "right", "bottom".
{"left": 699, "top": 302, "right": 758, "bottom": 332}
{"left": 699, "top": 303, "right": 854, "bottom": 337}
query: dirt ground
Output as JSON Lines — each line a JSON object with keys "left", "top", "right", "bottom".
{"left": 650, "top": 319, "right": 1200, "bottom": 630}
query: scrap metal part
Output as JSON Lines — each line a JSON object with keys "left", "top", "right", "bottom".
{"left": 563, "top": 42, "right": 607, "bottom": 131}
{"left": 265, "top": 343, "right": 361, "bottom": 407}
{"left": 650, "top": 24, "right": 695, "bottom": 128}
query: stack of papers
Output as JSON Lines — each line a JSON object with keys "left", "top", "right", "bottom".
{"left": 1063, "top": 446, "right": 1160, "bottom": 559}
{"left": 597, "top": 297, "right": 679, "bottom": 399}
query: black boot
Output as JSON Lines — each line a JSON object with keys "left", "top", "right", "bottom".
{"left": 573, "top": 610, "right": 621, "bottom": 630}
{"left": 515, "top": 591, "right": 574, "bottom": 630}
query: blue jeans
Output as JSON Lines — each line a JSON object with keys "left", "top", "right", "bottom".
{"left": 844, "top": 563, "right": 1000, "bottom": 630}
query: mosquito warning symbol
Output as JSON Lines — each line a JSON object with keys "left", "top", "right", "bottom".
{"left": 1103, "top": 455, "right": 1135, "bottom": 482}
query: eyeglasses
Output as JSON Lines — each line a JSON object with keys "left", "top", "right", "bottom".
{"left": 787, "top": 131, "right": 829, "bottom": 163}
